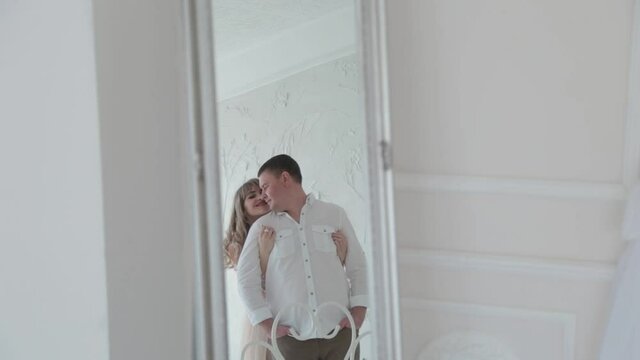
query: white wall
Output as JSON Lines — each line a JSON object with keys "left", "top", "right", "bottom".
{"left": 387, "top": 0, "right": 633, "bottom": 359}
{"left": 92, "top": 1, "right": 194, "bottom": 359}
{"left": 0, "top": 1, "right": 109, "bottom": 360}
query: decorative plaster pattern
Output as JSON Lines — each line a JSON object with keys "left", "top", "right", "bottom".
{"left": 217, "top": 54, "right": 366, "bottom": 233}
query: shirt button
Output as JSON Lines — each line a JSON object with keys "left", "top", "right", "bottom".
{"left": 307, "top": 276, "right": 311, "bottom": 279}
{"left": 299, "top": 227, "right": 303, "bottom": 231}
{"left": 310, "top": 292, "right": 314, "bottom": 295}
{"left": 305, "top": 259, "right": 309, "bottom": 262}
{"left": 302, "top": 243, "right": 306, "bottom": 246}
{"left": 313, "top": 309, "right": 317, "bottom": 313}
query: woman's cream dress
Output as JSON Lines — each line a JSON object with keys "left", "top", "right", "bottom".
{"left": 240, "top": 315, "right": 269, "bottom": 360}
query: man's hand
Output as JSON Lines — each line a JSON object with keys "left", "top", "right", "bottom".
{"left": 339, "top": 306, "right": 367, "bottom": 329}
{"left": 258, "top": 318, "right": 290, "bottom": 339}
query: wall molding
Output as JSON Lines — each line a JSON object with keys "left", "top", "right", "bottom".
{"left": 398, "top": 247, "right": 616, "bottom": 281}
{"left": 215, "top": 7, "right": 356, "bottom": 100}
{"left": 394, "top": 172, "right": 626, "bottom": 201}
{"left": 402, "top": 297, "right": 576, "bottom": 360}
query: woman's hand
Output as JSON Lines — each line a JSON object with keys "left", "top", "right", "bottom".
{"left": 226, "top": 241, "right": 242, "bottom": 269}
{"left": 258, "top": 226, "right": 276, "bottom": 275}
{"left": 331, "top": 230, "right": 348, "bottom": 265}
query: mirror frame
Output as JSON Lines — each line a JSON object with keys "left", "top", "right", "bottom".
{"left": 184, "top": 0, "right": 402, "bottom": 358}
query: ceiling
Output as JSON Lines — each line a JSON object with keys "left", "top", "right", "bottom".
{"left": 212, "top": 0, "right": 352, "bottom": 56}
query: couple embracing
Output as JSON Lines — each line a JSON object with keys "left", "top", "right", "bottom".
{"left": 224, "top": 154, "right": 368, "bottom": 360}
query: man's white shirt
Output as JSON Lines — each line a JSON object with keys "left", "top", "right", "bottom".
{"left": 236, "top": 194, "right": 368, "bottom": 339}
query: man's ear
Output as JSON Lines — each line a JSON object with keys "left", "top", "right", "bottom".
{"left": 280, "top": 171, "right": 291, "bottom": 186}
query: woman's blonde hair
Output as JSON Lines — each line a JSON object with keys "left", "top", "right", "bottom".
{"left": 223, "top": 178, "right": 260, "bottom": 268}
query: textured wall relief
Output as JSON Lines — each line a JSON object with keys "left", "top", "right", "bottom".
{"left": 218, "top": 53, "right": 367, "bottom": 236}
{"left": 334, "top": 58, "right": 361, "bottom": 94}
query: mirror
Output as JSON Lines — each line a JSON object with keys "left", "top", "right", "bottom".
{"left": 185, "top": 0, "right": 402, "bottom": 358}
{"left": 212, "top": 1, "right": 374, "bottom": 359}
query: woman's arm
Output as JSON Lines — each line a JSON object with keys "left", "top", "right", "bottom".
{"left": 258, "top": 226, "right": 275, "bottom": 275}
{"left": 226, "top": 241, "right": 242, "bottom": 269}
{"left": 331, "top": 230, "right": 348, "bottom": 265}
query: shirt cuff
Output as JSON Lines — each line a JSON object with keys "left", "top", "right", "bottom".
{"left": 248, "top": 306, "right": 273, "bottom": 326}
{"left": 349, "top": 294, "right": 369, "bottom": 308}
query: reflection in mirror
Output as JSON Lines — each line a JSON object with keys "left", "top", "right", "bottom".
{"left": 212, "top": 1, "right": 374, "bottom": 359}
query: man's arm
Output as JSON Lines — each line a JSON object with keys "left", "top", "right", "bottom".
{"left": 236, "top": 221, "right": 272, "bottom": 326}
{"left": 338, "top": 207, "right": 369, "bottom": 328}
{"left": 257, "top": 318, "right": 290, "bottom": 339}
{"left": 338, "top": 306, "right": 367, "bottom": 329}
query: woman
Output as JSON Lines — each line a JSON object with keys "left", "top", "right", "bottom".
{"left": 223, "top": 178, "right": 348, "bottom": 359}
{"left": 224, "top": 178, "right": 275, "bottom": 273}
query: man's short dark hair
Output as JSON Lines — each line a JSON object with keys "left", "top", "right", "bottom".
{"left": 258, "top": 154, "right": 302, "bottom": 183}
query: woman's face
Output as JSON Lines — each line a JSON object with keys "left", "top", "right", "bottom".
{"left": 243, "top": 185, "right": 269, "bottom": 223}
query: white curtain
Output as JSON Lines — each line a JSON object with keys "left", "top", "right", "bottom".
{"left": 599, "top": 185, "right": 640, "bottom": 359}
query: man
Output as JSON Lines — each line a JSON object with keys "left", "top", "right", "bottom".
{"left": 236, "top": 154, "right": 368, "bottom": 360}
